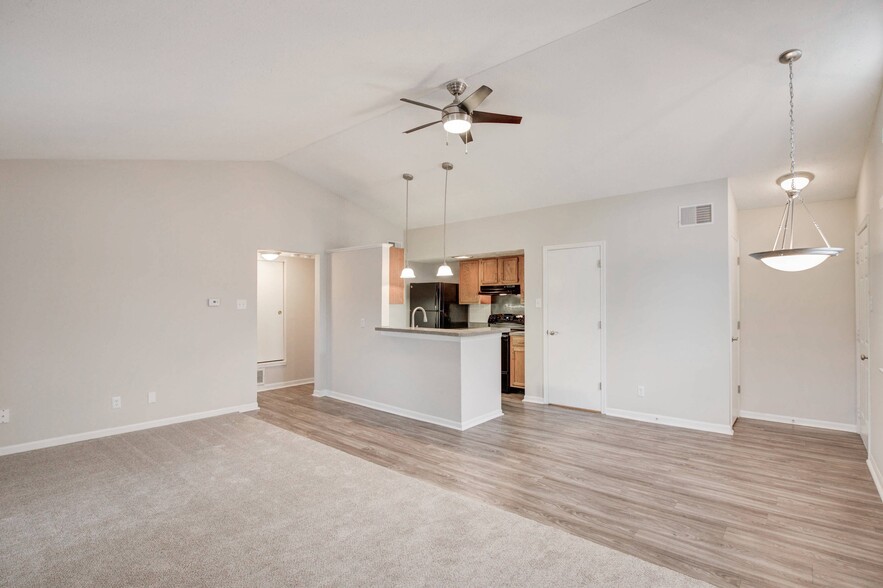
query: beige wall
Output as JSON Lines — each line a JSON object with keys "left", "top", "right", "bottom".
{"left": 261, "top": 255, "right": 316, "bottom": 387}
{"left": 738, "top": 199, "right": 856, "bottom": 427}
{"left": 407, "top": 179, "right": 733, "bottom": 431}
{"left": 0, "top": 161, "right": 397, "bottom": 450}
{"left": 855, "top": 87, "right": 883, "bottom": 486}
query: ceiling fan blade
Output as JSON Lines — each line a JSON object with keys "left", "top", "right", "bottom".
{"left": 400, "top": 98, "right": 443, "bottom": 112}
{"left": 403, "top": 120, "right": 441, "bottom": 134}
{"left": 460, "top": 130, "right": 473, "bottom": 144}
{"left": 472, "top": 111, "right": 522, "bottom": 125}
{"left": 459, "top": 85, "right": 492, "bottom": 114}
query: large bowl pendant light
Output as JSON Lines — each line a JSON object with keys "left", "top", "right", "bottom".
{"left": 400, "top": 173, "right": 416, "bottom": 279}
{"left": 750, "top": 49, "right": 842, "bottom": 271}
{"left": 437, "top": 162, "right": 454, "bottom": 277}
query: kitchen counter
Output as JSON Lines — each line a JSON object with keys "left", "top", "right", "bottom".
{"left": 375, "top": 326, "right": 506, "bottom": 337}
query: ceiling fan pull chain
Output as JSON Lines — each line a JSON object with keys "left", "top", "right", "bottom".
{"left": 445, "top": 131, "right": 449, "bottom": 147}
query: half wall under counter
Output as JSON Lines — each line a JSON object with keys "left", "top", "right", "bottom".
{"left": 325, "top": 245, "right": 503, "bottom": 432}
{"left": 319, "top": 326, "right": 503, "bottom": 431}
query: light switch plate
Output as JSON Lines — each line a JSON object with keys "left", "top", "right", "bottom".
{"left": 148, "top": 391, "right": 157, "bottom": 404}
{"left": 535, "top": 298, "right": 542, "bottom": 308}
{"left": 207, "top": 298, "right": 220, "bottom": 307}
{"left": 236, "top": 299, "right": 247, "bottom": 310}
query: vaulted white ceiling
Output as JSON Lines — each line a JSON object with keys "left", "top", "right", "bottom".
{"left": 2, "top": 0, "right": 881, "bottom": 227}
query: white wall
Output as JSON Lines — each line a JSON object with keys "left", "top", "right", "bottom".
{"left": 0, "top": 161, "right": 398, "bottom": 450}
{"left": 260, "top": 255, "right": 316, "bottom": 387}
{"left": 408, "top": 179, "right": 732, "bottom": 430}
{"left": 855, "top": 87, "right": 883, "bottom": 490}
{"left": 738, "top": 199, "right": 856, "bottom": 427}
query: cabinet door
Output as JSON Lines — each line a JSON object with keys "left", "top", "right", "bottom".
{"left": 479, "top": 258, "right": 499, "bottom": 285}
{"left": 518, "top": 255, "right": 525, "bottom": 303}
{"left": 500, "top": 256, "right": 519, "bottom": 284}
{"left": 510, "top": 336, "right": 525, "bottom": 388}
{"left": 458, "top": 260, "right": 481, "bottom": 304}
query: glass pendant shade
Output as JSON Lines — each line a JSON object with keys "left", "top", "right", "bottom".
{"left": 436, "top": 264, "right": 453, "bottom": 277}
{"left": 751, "top": 248, "right": 842, "bottom": 272}
{"left": 400, "top": 266, "right": 415, "bottom": 279}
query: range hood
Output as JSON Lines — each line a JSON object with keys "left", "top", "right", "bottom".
{"left": 479, "top": 284, "right": 521, "bottom": 296}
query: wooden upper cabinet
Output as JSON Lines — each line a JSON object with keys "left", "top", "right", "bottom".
{"left": 499, "top": 256, "right": 519, "bottom": 284}
{"left": 479, "top": 258, "right": 499, "bottom": 286}
{"left": 458, "top": 260, "right": 481, "bottom": 304}
{"left": 389, "top": 247, "right": 405, "bottom": 304}
{"left": 518, "top": 255, "right": 525, "bottom": 302}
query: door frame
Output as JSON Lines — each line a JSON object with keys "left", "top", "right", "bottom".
{"left": 542, "top": 241, "right": 607, "bottom": 411}
{"left": 257, "top": 258, "right": 287, "bottom": 367}
{"left": 856, "top": 216, "right": 870, "bottom": 450}
{"left": 729, "top": 235, "right": 741, "bottom": 426}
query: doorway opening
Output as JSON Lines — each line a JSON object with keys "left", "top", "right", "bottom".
{"left": 256, "top": 250, "right": 317, "bottom": 393}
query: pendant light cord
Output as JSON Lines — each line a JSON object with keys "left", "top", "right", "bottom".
{"left": 404, "top": 178, "right": 409, "bottom": 267}
{"left": 442, "top": 168, "right": 448, "bottom": 265}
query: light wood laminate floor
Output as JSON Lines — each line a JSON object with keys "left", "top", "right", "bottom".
{"left": 253, "top": 385, "right": 883, "bottom": 587}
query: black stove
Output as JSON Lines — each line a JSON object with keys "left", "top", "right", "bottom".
{"left": 489, "top": 314, "right": 524, "bottom": 393}
{"left": 488, "top": 313, "right": 525, "bottom": 330}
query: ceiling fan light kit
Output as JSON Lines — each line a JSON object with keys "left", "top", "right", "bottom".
{"left": 749, "top": 49, "right": 842, "bottom": 272}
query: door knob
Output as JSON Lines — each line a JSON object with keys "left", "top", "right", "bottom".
{"left": 861, "top": 354, "right": 868, "bottom": 361}
{"left": 731, "top": 337, "right": 739, "bottom": 342}
{"left": 277, "top": 310, "right": 282, "bottom": 315}
{"left": 546, "top": 330, "right": 558, "bottom": 336}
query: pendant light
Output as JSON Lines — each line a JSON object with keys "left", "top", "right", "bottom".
{"left": 750, "top": 49, "right": 842, "bottom": 272}
{"left": 437, "top": 162, "right": 454, "bottom": 277}
{"left": 400, "top": 173, "right": 416, "bottom": 279}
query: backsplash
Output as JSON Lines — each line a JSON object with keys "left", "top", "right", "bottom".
{"left": 492, "top": 295, "right": 524, "bottom": 315}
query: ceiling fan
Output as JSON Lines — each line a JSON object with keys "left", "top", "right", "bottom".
{"left": 400, "top": 80, "right": 522, "bottom": 144}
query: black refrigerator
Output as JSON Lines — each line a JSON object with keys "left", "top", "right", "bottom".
{"left": 409, "top": 282, "right": 469, "bottom": 329}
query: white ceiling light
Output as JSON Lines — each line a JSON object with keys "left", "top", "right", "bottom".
{"left": 400, "top": 173, "right": 416, "bottom": 280}
{"left": 437, "top": 162, "right": 454, "bottom": 278}
{"left": 260, "top": 251, "right": 281, "bottom": 261}
{"left": 442, "top": 111, "right": 472, "bottom": 135}
{"left": 453, "top": 255, "right": 472, "bottom": 260}
{"left": 750, "top": 49, "right": 842, "bottom": 272}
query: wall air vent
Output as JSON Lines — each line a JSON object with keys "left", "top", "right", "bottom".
{"left": 257, "top": 369, "right": 264, "bottom": 385}
{"left": 679, "top": 203, "right": 713, "bottom": 227}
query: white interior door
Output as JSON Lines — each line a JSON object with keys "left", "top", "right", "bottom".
{"left": 857, "top": 224, "right": 870, "bottom": 449}
{"left": 257, "top": 260, "right": 285, "bottom": 364}
{"left": 730, "top": 236, "right": 741, "bottom": 425}
{"left": 545, "top": 244, "right": 603, "bottom": 411}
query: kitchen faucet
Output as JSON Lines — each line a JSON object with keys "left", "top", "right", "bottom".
{"left": 411, "top": 306, "right": 428, "bottom": 328}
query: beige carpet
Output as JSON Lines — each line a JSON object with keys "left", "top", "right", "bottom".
{"left": 1, "top": 414, "right": 708, "bottom": 587}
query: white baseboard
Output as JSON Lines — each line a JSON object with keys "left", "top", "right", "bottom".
{"left": 257, "top": 378, "right": 314, "bottom": 392}
{"left": 868, "top": 454, "right": 883, "bottom": 503}
{"left": 738, "top": 410, "right": 857, "bottom": 433}
{"left": 605, "top": 407, "right": 733, "bottom": 436}
{"left": 0, "top": 402, "right": 260, "bottom": 457}
{"left": 460, "top": 410, "right": 504, "bottom": 430}
{"left": 313, "top": 389, "right": 501, "bottom": 431}
{"left": 521, "top": 395, "right": 547, "bottom": 405}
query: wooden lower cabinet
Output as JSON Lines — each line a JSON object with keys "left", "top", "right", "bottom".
{"left": 510, "top": 334, "right": 525, "bottom": 389}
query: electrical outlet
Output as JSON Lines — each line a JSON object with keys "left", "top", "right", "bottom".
{"left": 637, "top": 385, "right": 645, "bottom": 398}
{"left": 535, "top": 298, "right": 542, "bottom": 308}
{"left": 236, "top": 299, "right": 247, "bottom": 310}
{"left": 148, "top": 391, "right": 157, "bottom": 404}
{"left": 360, "top": 318, "right": 366, "bottom": 328}
{"left": 0, "top": 409, "right": 9, "bottom": 423}
{"left": 112, "top": 396, "right": 122, "bottom": 409}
